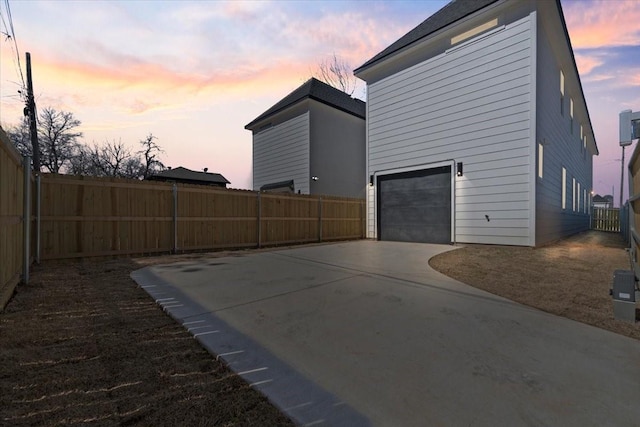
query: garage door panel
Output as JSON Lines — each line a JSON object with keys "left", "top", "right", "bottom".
{"left": 378, "top": 166, "right": 451, "bottom": 244}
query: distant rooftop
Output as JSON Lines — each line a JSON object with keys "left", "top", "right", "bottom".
{"left": 147, "top": 167, "right": 230, "bottom": 186}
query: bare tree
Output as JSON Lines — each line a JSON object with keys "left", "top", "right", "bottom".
{"left": 88, "top": 139, "right": 135, "bottom": 178}
{"left": 8, "top": 107, "right": 165, "bottom": 180}
{"left": 315, "top": 53, "right": 357, "bottom": 95}
{"left": 6, "top": 116, "right": 32, "bottom": 157}
{"left": 67, "top": 144, "right": 93, "bottom": 176}
{"left": 137, "top": 133, "right": 165, "bottom": 179}
{"left": 77, "top": 139, "right": 150, "bottom": 180}
{"left": 38, "top": 107, "right": 83, "bottom": 173}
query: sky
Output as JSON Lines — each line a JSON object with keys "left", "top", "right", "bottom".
{"left": 1, "top": 0, "right": 639, "bottom": 205}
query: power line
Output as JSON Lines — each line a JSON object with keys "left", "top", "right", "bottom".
{"left": 1, "top": 0, "right": 26, "bottom": 99}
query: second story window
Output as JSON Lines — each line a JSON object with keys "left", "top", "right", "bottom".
{"left": 451, "top": 18, "right": 498, "bottom": 45}
{"left": 538, "top": 143, "right": 544, "bottom": 178}
{"left": 560, "top": 70, "right": 565, "bottom": 116}
{"left": 570, "top": 98, "right": 574, "bottom": 133}
{"left": 562, "top": 167, "right": 567, "bottom": 209}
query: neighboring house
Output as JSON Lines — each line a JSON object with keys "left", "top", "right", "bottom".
{"left": 245, "top": 77, "right": 366, "bottom": 198}
{"left": 147, "top": 167, "right": 230, "bottom": 188}
{"left": 354, "top": 0, "right": 598, "bottom": 246}
{"left": 592, "top": 194, "right": 613, "bottom": 209}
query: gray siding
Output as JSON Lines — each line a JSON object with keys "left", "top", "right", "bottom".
{"left": 310, "top": 101, "right": 366, "bottom": 198}
{"left": 535, "top": 22, "right": 592, "bottom": 245}
{"left": 253, "top": 112, "right": 310, "bottom": 194}
{"left": 368, "top": 13, "right": 535, "bottom": 245}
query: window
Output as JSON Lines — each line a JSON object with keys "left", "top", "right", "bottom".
{"left": 560, "top": 70, "right": 565, "bottom": 115}
{"left": 583, "top": 135, "right": 587, "bottom": 150}
{"left": 562, "top": 168, "right": 567, "bottom": 209}
{"left": 451, "top": 18, "right": 498, "bottom": 45}
{"left": 580, "top": 124, "right": 583, "bottom": 141}
{"left": 538, "top": 143, "right": 544, "bottom": 178}
{"left": 572, "top": 177, "right": 576, "bottom": 211}
{"left": 577, "top": 182, "right": 581, "bottom": 212}
{"left": 583, "top": 189, "right": 587, "bottom": 213}
{"left": 570, "top": 98, "right": 574, "bottom": 133}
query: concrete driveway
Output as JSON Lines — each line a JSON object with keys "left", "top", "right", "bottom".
{"left": 132, "top": 241, "right": 640, "bottom": 426}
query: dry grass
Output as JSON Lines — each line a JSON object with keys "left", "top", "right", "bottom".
{"left": 0, "top": 252, "right": 294, "bottom": 426}
{"left": 429, "top": 230, "right": 640, "bottom": 340}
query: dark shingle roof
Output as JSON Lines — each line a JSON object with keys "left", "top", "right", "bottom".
{"left": 355, "top": 0, "right": 499, "bottom": 74}
{"left": 245, "top": 77, "right": 365, "bottom": 130}
{"left": 148, "top": 167, "right": 230, "bottom": 185}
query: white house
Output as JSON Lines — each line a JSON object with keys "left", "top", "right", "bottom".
{"left": 245, "top": 78, "right": 366, "bottom": 198}
{"left": 355, "top": 0, "right": 598, "bottom": 246}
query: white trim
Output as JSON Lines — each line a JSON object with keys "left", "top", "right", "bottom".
{"left": 371, "top": 160, "right": 456, "bottom": 244}
{"left": 528, "top": 10, "right": 537, "bottom": 246}
{"left": 366, "top": 86, "right": 371, "bottom": 238}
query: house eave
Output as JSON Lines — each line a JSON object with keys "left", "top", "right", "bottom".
{"left": 354, "top": 0, "right": 503, "bottom": 81}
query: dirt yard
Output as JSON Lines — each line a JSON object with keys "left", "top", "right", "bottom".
{"left": 430, "top": 230, "right": 640, "bottom": 340}
{"left": 0, "top": 253, "right": 294, "bottom": 426}
{"left": 2, "top": 231, "right": 638, "bottom": 425}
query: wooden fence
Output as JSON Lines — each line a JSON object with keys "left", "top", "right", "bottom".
{"left": 0, "top": 127, "right": 27, "bottom": 309}
{"left": 39, "top": 174, "right": 365, "bottom": 259}
{"left": 591, "top": 207, "right": 621, "bottom": 232}
{"left": 628, "top": 143, "right": 640, "bottom": 278}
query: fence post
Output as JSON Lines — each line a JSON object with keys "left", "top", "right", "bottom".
{"left": 257, "top": 192, "right": 262, "bottom": 248}
{"left": 35, "top": 173, "right": 41, "bottom": 264}
{"left": 318, "top": 196, "right": 322, "bottom": 243}
{"left": 361, "top": 199, "right": 364, "bottom": 239}
{"left": 172, "top": 184, "right": 178, "bottom": 254}
{"left": 22, "top": 156, "right": 31, "bottom": 284}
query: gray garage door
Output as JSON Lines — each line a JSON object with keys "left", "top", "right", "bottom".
{"left": 377, "top": 166, "right": 451, "bottom": 244}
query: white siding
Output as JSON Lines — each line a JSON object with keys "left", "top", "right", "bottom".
{"left": 367, "top": 13, "right": 535, "bottom": 246}
{"left": 253, "top": 112, "right": 310, "bottom": 193}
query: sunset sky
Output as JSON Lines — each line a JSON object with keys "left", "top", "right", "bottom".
{"left": 1, "top": 0, "right": 639, "bottom": 205}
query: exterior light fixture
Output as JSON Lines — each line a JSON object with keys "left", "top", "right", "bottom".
{"left": 311, "top": 176, "right": 319, "bottom": 181}
{"left": 369, "top": 175, "right": 374, "bottom": 186}
{"left": 456, "top": 162, "right": 463, "bottom": 177}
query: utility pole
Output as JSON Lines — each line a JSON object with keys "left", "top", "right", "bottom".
{"left": 25, "top": 52, "right": 39, "bottom": 172}
{"left": 620, "top": 146, "right": 625, "bottom": 208}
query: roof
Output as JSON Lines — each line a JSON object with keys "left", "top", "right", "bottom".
{"left": 148, "top": 167, "right": 230, "bottom": 185}
{"left": 355, "top": 0, "right": 499, "bottom": 74}
{"left": 260, "top": 180, "right": 295, "bottom": 192}
{"left": 245, "top": 77, "right": 365, "bottom": 130}
{"left": 593, "top": 194, "right": 613, "bottom": 203}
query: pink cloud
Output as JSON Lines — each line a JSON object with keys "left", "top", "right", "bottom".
{"left": 573, "top": 53, "right": 603, "bottom": 75}
{"left": 27, "top": 47, "right": 315, "bottom": 116}
{"left": 564, "top": 0, "right": 640, "bottom": 48}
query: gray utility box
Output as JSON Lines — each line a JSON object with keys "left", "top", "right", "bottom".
{"left": 611, "top": 270, "right": 637, "bottom": 323}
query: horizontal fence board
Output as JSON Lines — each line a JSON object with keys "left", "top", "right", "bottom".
{"left": 41, "top": 216, "right": 173, "bottom": 221}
